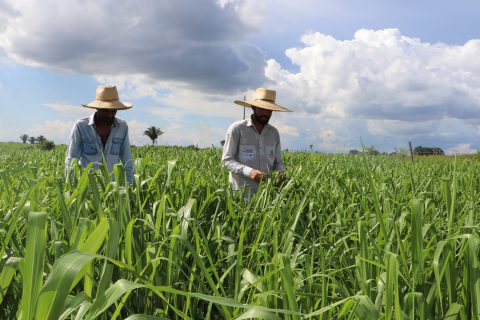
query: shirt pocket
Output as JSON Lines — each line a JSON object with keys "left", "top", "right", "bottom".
{"left": 239, "top": 145, "right": 255, "bottom": 162}
{"left": 265, "top": 145, "right": 276, "bottom": 167}
{"left": 83, "top": 140, "right": 98, "bottom": 155}
{"left": 110, "top": 138, "right": 123, "bottom": 155}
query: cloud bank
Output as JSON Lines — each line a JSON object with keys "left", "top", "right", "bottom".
{"left": 0, "top": 0, "right": 266, "bottom": 92}
{"left": 266, "top": 28, "right": 480, "bottom": 152}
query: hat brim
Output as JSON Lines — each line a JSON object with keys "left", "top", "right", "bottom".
{"left": 82, "top": 100, "right": 133, "bottom": 110}
{"left": 234, "top": 100, "right": 291, "bottom": 112}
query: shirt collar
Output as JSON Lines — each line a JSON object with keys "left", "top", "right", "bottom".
{"left": 88, "top": 112, "right": 118, "bottom": 127}
{"left": 88, "top": 112, "right": 96, "bottom": 125}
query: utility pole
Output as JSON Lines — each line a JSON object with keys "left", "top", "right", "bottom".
{"left": 243, "top": 93, "right": 246, "bottom": 120}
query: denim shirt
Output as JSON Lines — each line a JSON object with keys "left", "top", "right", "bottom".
{"left": 221, "top": 116, "right": 285, "bottom": 194}
{"left": 65, "top": 112, "right": 134, "bottom": 183}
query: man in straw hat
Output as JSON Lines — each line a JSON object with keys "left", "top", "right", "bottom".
{"left": 221, "top": 88, "right": 291, "bottom": 196}
{"left": 66, "top": 85, "right": 134, "bottom": 183}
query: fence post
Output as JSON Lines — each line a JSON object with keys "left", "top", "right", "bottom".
{"left": 409, "top": 141, "right": 414, "bottom": 162}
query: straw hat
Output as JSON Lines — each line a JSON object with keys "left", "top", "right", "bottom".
{"left": 234, "top": 88, "right": 291, "bottom": 112}
{"left": 82, "top": 86, "right": 133, "bottom": 110}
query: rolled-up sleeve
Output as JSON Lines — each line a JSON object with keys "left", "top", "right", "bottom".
{"left": 221, "top": 124, "right": 252, "bottom": 178}
{"left": 120, "top": 126, "right": 134, "bottom": 184}
{"left": 273, "top": 138, "right": 286, "bottom": 172}
{"left": 65, "top": 122, "right": 82, "bottom": 175}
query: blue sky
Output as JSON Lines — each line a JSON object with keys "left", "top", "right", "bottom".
{"left": 1, "top": 0, "right": 480, "bottom": 154}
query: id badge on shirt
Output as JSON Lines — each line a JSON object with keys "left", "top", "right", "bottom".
{"left": 239, "top": 145, "right": 255, "bottom": 161}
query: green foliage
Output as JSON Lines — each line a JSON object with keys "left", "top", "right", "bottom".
{"left": 38, "top": 139, "right": 55, "bottom": 151}
{"left": 414, "top": 145, "right": 445, "bottom": 156}
{"left": 20, "top": 134, "right": 29, "bottom": 144}
{"left": 0, "top": 143, "right": 479, "bottom": 319}
{"left": 143, "top": 126, "right": 163, "bottom": 146}
{"left": 364, "top": 145, "right": 380, "bottom": 155}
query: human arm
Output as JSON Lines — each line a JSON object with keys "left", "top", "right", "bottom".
{"left": 119, "top": 126, "right": 134, "bottom": 184}
{"left": 65, "top": 122, "right": 82, "bottom": 178}
{"left": 272, "top": 134, "right": 286, "bottom": 186}
{"left": 272, "top": 133, "right": 286, "bottom": 173}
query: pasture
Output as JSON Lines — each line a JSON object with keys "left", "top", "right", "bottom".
{"left": 1, "top": 142, "right": 480, "bottom": 319}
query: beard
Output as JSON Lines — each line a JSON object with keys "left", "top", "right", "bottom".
{"left": 102, "top": 117, "right": 115, "bottom": 125}
{"left": 96, "top": 112, "right": 115, "bottom": 125}
{"left": 253, "top": 110, "right": 271, "bottom": 125}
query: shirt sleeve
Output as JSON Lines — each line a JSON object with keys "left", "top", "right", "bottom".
{"left": 120, "top": 125, "right": 134, "bottom": 184}
{"left": 65, "top": 122, "right": 82, "bottom": 177}
{"left": 221, "top": 124, "right": 253, "bottom": 178}
{"left": 273, "top": 132, "right": 286, "bottom": 172}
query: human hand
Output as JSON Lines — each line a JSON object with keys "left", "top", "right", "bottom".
{"left": 249, "top": 169, "right": 267, "bottom": 183}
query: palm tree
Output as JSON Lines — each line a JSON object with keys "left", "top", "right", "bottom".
{"left": 28, "top": 136, "right": 36, "bottom": 144}
{"left": 36, "top": 135, "right": 46, "bottom": 143}
{"left": 143, "top": 126, "right": 163, "bottom": 145}
{"left": 20, "top": 134, "right": 28, "bottom": 144}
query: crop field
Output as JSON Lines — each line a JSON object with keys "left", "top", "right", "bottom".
{"left": 1, "top": 142, "right": 480, "bottom": 319}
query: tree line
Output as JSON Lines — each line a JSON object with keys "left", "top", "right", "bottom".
{"left": 19, "top": 134, "right": 55, "bottom": 150}
{"left": 21, "top": 128, "right": 446, "bottom": 155}
{"left": 349, "top": 145, "right": 445, "bottom": 156}
{"left": 20, "top": 126, "right": 165, "bottom": 150}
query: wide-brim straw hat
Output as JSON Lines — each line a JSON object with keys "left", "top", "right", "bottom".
{"left": 82, "top": 85, "right": 133, "bottom": 110}
{"left": 234, "top": 88, "right": 291, "bottom": 112}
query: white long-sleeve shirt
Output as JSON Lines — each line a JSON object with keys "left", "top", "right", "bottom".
{"left": 221, "top": 116, "right": 285, "bottom": 194}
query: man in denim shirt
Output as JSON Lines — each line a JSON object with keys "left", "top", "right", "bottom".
{"left": 66, "top": 85, "right": 134, "bottom": 183}
{"left": 221, "top": 88, "right": 292, "bottom": 196}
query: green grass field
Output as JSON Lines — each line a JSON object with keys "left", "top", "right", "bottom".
{"left": 1, "top": 142, "right": 480, "bottom": 319}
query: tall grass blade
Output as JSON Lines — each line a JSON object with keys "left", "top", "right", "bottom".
{"left": 411, "top": 199, "right": 424, "bottom": 288}
{"left": 385, "top": 252, "right": 400, "bottom": 319}
{"left": 124, "top": 315, "right": 167, "bottom": 320}
{"left": 0, "top": 257, "right": 22, "bottom": 304}
{"left": 87, "top": 279, "right": 145, "bottom": 319}
{"left": 20, "top": 211, "right": 48, "bottom": 320}
{"left": 35, "top": 251, "right": 96, "bottom": 320}
{"left": 466, "top": 235, "right": 480, "bottom": 319}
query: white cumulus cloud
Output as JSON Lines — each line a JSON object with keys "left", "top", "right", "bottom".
{"left": 43, "top": 103, "right": 92, "bottom": 116}
{"left": 267, "top": 29, "right": 480, "bottom": 121}
{"left": 446, "top": 143, "right": 476, "bottom": 155}
{"left": 264, "top": 28, "right": 480, "bottom": 152}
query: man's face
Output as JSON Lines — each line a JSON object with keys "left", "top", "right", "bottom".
{"left": 96, "top": 109, "right": 117, "bottom": 124}
{"left": 252, "top": 106, "right": 272, "bottom": 125}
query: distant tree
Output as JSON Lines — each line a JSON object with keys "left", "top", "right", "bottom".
{"left": 38, "top": 139, "right": 55, "bottom": 151}
{"left": 433, "top": 148, "right": 444, "bottom": 155}
{"left": 414, "top": 146, "right": 445, "bottom": 156}
{"left": 36, "top": 135, "right": 47, "bottom": 143}
{"left": 220, "top": 140, "right": 225, "bottom": 147}
{"left": 20, "top": 134, "right": 28, "bottom": 144}
{"left": 186, "top": 144, "right": 199, "bottom": 150}
{"left": 28, "top": 136, "right": 36, "bottom": 144}
{"left": 143, "top": 126, "right": 163, "bottom": 145}
{"left": 364, "top": 145, "right": 379, "bottom": 155}
{"left": 349, "top": 149, "right": 360, "bottom": 155}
